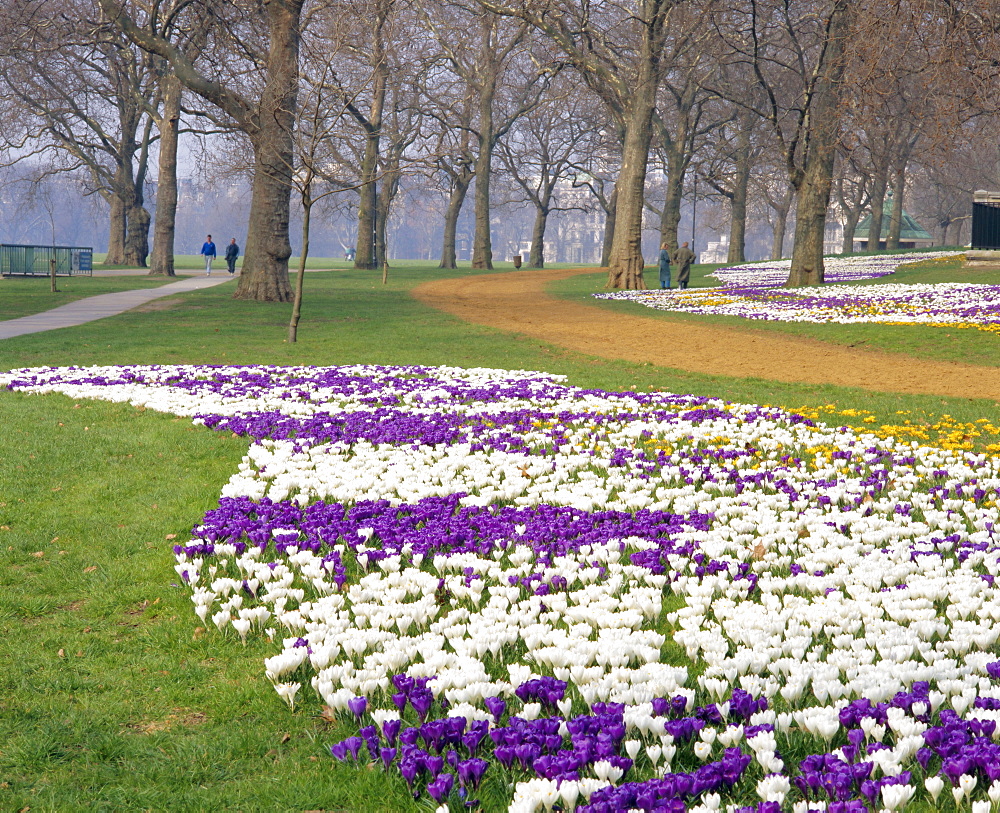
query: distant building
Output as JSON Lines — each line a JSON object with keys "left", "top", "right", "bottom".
{"left": 854, "top": 197, "right": 934, "bottom": 250}
{"left": 699, "top": 234, "right": 729, "bottom": 264}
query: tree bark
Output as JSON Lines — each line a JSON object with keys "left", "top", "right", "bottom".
{"left": 725, "top": 119, "right": 753, "bottom": 264}
{"left": 787, "top": 164, "right": 835, "bottom": 286}
{"left": 771, "top": 186, "right": 793, "bottom": 260}
{"left": 601, "top": 187, "right": 617, "bottom": 267}
{"left": 528, "top": 205, "right": 548, "bottom": 268}
{"left": 98, "top": 0, "right": 302, "bottom": 302}
{"left": 375, "top": 159, "right": 402, "bottom": 268}
{"left": 105, "top": 194, "right": 127, "bottom": 265}
{"left": 841, "top": 208, "right": 861, "bottom": 254}
{"left": 125, "top": 205, "right": 150, "bottom": 267}
{"left": 289, "top": 185, "right": 311, "bottom": 343}
{"left": 886, "top": 162, "right": 906, "bottom": 250}
{"left": 354, "top": 39, "right": 387, "bottom": 270}
{"left": 605, "top": 76, "right": 657, "bottom": 289}
{"left": 866, "top": 166, "right": 889, "bottom": 251}
{"left": 440, "top": 172, "right": 472, "bottom": 269}
{"left": 149, "top": 73, "right": 181, "bottom": 276}
{"left": 233, "top": 1, "right": 301, "bottom": 303}
{"left": 471, "top": 84, "right": 495, "bottom": 270}
{"left": 727, "top": 167, "right": 750, "bottom": 264}
{"left": 785, "top": 1, "right": 850, "bottom": 287}
{"left": 355, "top": 135, "right": 381, "bottom": 270}
{"left": 660, "top": 145, "right": 685, "bottom": 253}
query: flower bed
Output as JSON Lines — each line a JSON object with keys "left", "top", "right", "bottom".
{"left": 708, "top": 252, "right": 963, "bottom": 289}
{"left": 595, "top": 282, "right": 1000, "bottom": 331}
{"left": 5, "top": 363, "right": 1000, "bottom": 812}
{"left": 594, "top": 252, "right": 1000, "bottom": 331}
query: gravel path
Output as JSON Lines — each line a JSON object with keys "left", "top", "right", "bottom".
{"left": 413, "top": 267, "right": 1000, "bottom": 401}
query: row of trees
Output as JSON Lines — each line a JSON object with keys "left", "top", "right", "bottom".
{"left": 0, "top": 0, "right": 996, "bottom": 300}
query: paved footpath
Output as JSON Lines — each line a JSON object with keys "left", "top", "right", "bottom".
{"left": 0, "top": 273, "right": 234, "bottom": 340}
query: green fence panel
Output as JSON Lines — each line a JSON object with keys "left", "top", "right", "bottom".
{"left": 0, "top": 244, "right": 93, "bottom": 277}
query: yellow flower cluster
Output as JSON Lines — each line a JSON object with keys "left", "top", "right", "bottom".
{"left": 786, "top": 404, "right": 1000, "bottom": 454}
{"left": 897, "top": 254, "right": 966, "bottom": 270}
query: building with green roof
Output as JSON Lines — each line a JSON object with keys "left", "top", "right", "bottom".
{"left": 853, "top": 196, "right": 934, "bottom": 250}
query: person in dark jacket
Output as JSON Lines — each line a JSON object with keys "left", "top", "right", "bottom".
{"left": 657, "top": 242, "right": 672, "bottom": 289}
{"left": 225, "top": 238, "right": 240, "bottom": 275}
{"left": 672, "top": 241, "right": 696, "bottom": 289}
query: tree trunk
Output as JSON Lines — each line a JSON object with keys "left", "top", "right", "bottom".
{"left": 471, "top": 90, "right": 495, "bottom": 270}
{"left": 866, "top": 166, "right": 889, "bottom": 251}
{"left": 601, "top": 186, "right": 617, "bottom": 267}
{"left": 528, "top": 205, "right": 548, "bottom": 268}
{"left": 660, "top": 148, "right": 685, "bottom": 253}
{"left": 842, "top": 208, "right": 861, "bottom": 254}
{"left": 787, "top": 171, "right": 833, "bottom": 286}
{"left": 353, "top": 9, "right": 388, "bottom": 271}
{"left": 234, "top": 136, "right": 295, "bottom": 302}
{"left": 440, "top": 173, "right": 471, "bottom": 269}
{"left": 105, "top": 194, "right": 127, "bottom": 265}
{"left": 233, "top": 1, "right": 299, "bottom": 303}
{"left": 605, "top": 77, "right": 657, "bottom": 289}
{"left": 124, "top": 116, "right": 153, "bottom": 268}
{"left": 886, "top": 162, "right": 906, "bottom": 250}
{"left": 355, "top": 136, "right": 380, "bottom": 270}
{"left": 125, "top": 205, "right": 150, "bottom": 267}
{"left": 726, "top": 126, "right": 752, "bottom": 264}
{"left": 771, "top": 186, "right": 793, "bottom": 260}
{"left": 785, "top": 0, "right": 849, "bottom": 287}
{"left": 375, "top": 162, "right": 401, "bottom": 269}
{"left": 289, "top": 187, "right": 311, "bottom": 343}
{"left": 149, "top": 73, "right": 181, "bottom": 276}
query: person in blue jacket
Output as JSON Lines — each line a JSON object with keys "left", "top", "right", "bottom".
{"left": 201, "top": 235, "right": 217, "bottom": 276}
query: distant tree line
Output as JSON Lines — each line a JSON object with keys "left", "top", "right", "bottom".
{"left": 0, "top": 0, "right": 995, "bottom": 299}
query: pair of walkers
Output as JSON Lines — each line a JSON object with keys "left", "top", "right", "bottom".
{"left": 200, "top": 235, "right": 240, "bottom": 276}
{"left": 658, "top": 241, "right": 695, "bottom": 290}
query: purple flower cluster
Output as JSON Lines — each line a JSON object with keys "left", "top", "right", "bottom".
{"left": 579, "top": 749, "right": 752, "bottom": 812}
{"left": 181, "top": 493, "right": 715, "bottom": 579}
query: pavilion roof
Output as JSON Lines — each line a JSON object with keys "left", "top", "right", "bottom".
{"left": 855, "top": 197, "right": 933, "bottom": 240}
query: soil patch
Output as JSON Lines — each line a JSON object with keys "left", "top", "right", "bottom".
{"left": 133, "top": 297, "right": 184, "bottom": 312}
{"left": 413, "top": 267, "right": 1000, "bottom": 401}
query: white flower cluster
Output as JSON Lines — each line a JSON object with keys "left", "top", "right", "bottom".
{"left": 597, "top": 280, "right": 1000, "bottom": 328}
{"left": 709, "top": 251, "right": 964, "bottom": 288}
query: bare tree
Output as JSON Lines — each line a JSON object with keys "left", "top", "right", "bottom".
{"left": 497, "top": 84, "right": 592, "bottom": 268}
{"left": 0, "top": 0, "right": 162, "bottom": 266}
{"left": 100, "top": 0, "right": 307, "bottom": 301}
{"left": 422, "top": 2, "right": 546, "bottom": 270}
{"left": 833, "top": 148, "right": 872, "bottom": 254}
{"left": 718, "top": 0, "right": 858, "bottom": 286}
{"left": 483, "top": 0, "right": 699, "bottom": 289}
{"left": 426, "top": 87, "right": 477, "bottom": 268}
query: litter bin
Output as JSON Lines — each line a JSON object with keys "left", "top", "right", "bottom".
{"left": 512, "top": 255, "right": 522, "bottom": 268}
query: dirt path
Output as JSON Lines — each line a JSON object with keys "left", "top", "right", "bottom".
{"left": 413, "top": 267, "right": 1000, "bottom": 401}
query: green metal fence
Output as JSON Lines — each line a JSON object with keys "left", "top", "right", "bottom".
{"left": 0, "top": 244, "right": 93, "bottom": 277}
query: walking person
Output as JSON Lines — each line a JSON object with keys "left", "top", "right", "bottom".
{"left": 672, "top": 241, "right": 696, "bottom": 290}
{"left": 225, "top": 238, "right": 239, "bottom": 275}
{"left": 658, "top": 241, "right": 672, "bottom": 289}
{"left": 201, "top": 235, "right": 217, "bottom": 276}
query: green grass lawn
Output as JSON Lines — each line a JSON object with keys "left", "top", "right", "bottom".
{"left": 1, "top": 256, "right": 999, "bottom": 810}
{"left": 0, "top": 275, "right": 175, "bottom": 320}
{"left": 551, "top": 255, "right": 1000, "bottom": 368}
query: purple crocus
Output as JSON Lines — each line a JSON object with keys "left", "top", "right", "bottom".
{"left": 347, "top": 695, "right": 368, "bottom": 719}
